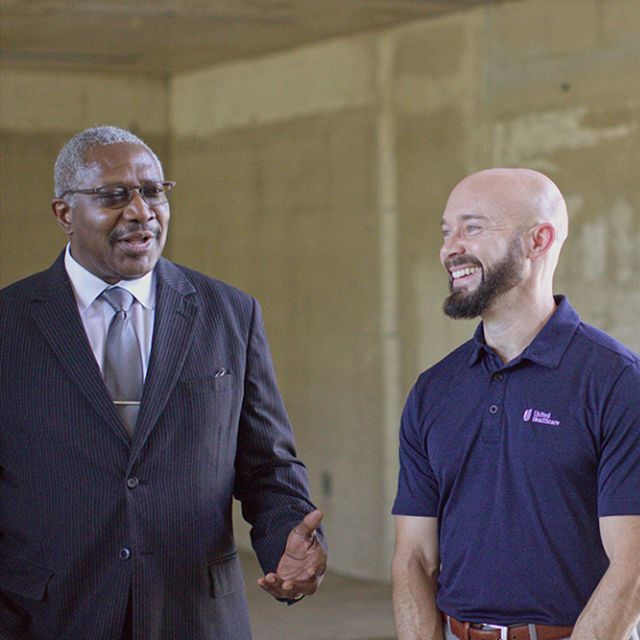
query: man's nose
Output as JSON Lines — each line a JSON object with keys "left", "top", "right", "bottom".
{"left": 441, "top": 232, "right": 466, "bottom": 260}
{"left": 122, "top": 190, "right": 154, "bottom": 222}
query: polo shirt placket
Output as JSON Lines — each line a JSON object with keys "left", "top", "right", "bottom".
{"left": 476, "top": 354, "right": 509, "bottom": 445}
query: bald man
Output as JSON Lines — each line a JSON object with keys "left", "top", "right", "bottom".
{"left": 391, "top": 169, "right": 640, "bottom": 640}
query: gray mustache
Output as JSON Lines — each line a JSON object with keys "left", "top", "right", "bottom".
{"left": 110, "top": 224, "right": 162, "bottom": 243}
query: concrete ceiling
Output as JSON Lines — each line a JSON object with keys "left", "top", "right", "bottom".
{"left": 1, "top": 0, "right": 508, "bottom": 76}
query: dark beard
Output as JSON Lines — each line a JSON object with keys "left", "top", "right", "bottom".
{"left": 443, "top": 236, "right": 525, "bottom": 319}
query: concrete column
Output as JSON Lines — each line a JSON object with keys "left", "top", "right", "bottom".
{"left": 375, "top": 33, "right": 402, "bottom": 570}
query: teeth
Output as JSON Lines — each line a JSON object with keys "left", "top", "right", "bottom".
{"left": 451, "top": 267, "right": 480, "bottom": 279}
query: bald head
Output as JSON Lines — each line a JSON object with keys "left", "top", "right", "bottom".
{"left": 440, "top": 168, "right": 569, "bottom": 319}
{"left": 446, "top": 168, "right": 568, "bottom": 244}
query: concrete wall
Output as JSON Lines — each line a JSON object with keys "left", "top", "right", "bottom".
{"left": 1, "top": 0, "right": 639, "bottom": 581}
{"left": 168, "top": 38, "right": 390, "bottom": 578}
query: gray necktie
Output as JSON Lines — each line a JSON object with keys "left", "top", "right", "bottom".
{"left": 101, "top": 287, "right": 143, "bottom": 437}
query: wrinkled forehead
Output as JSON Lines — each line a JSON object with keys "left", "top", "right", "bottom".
{"left": 80, "top": 143, "right": 162, "bottom": 184}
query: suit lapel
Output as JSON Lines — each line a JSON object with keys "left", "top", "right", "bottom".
{"left": 30, "top": 253, "right": 130, "bottom": 444}
{"left": 131, "top": 259, "right": 198, "bottom": 455}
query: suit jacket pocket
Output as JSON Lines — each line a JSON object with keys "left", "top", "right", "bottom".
{"left": 180, "top": 373, "right": 232, "bottom": 394}
{"left": 207, "top": 552, "right": 242, "bottom": 598}
{"left": 0, "top": 554, "right": 53, "bottom": 601}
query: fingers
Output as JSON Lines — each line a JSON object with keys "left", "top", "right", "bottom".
{"left": 292, "top": 509, "right": 323, "bottom": 540}
{"left": 258, "top": 541, "right": 327, "bottom": 601}
{"left": 257, "top": 510, "right": 327, "bottom": 602}
{"left": 257, "top": 570, "right": 322, "bottom": 600}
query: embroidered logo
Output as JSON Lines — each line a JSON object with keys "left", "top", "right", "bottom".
{"left": 523, "top": 408, "right": 560, "bottom": 426}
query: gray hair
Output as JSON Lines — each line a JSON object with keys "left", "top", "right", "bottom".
{"left": 54, "top": 125, "right": 164, "bottom": 197}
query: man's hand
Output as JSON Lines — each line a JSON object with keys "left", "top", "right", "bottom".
{"left": 257, "top": 509, "right": 326, "bottom": 601}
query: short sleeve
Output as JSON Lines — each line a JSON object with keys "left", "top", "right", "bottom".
{"left": 392, "top": 382, "right": 440, "bottom": 517}
{"left": 597, "top": 362, "right": 640, "bottom": 516}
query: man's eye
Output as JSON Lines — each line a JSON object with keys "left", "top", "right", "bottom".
{"left": 142, "top": 185, "right": 165, "bottom": 201}
{"left": 98, "top": 189, "right": 128, "bottom": 205}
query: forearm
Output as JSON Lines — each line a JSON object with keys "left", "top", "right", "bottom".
{"left": 571, "top": 562, "right": 640, "bottom": 640}
{"left": 392, "top": 554, "right": 442, "bottom": 640}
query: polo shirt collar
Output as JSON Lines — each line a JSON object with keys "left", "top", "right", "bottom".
{"left": 64, "top": 244, "right": 156, "bottom": 312}
{"left": 468, "top": 295, "right": 580, "bottom": 369}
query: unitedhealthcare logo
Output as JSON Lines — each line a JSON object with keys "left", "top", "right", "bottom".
{"left": 523, "top": 408, "right": 560, "bottom": 426}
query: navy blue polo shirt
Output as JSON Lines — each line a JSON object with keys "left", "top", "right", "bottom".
{"left": 392, "top": 296, "right": 640, "bottom": 625}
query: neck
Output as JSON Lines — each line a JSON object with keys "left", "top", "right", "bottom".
{"left": 481, "top": 286, "right": 557, "bottom": 364}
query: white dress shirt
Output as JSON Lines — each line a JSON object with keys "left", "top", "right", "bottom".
{"left": 64, "top": 245, "right": 155, "bottom": 379}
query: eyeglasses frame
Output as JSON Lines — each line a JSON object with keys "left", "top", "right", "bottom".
{"left": 58, "top": 181, "right": 177, "bottom": 209}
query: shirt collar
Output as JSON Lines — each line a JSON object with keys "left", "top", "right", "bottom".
{"left": 468, "top": 295, "right": 580, "bottom": 369}
{"left": 64, "top": 244, "right": 156, "bottom": 312}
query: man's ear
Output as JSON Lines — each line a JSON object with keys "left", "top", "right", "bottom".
{"left": 528, "top": 222, "right": 556, "bottom": 261}
{"left": 52, "top": 199, "right": 73, "bottom": 236}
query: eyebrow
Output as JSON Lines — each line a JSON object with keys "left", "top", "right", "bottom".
{"left": 440, "top": 213, "right": 490, "bottom": 227}
{"left": 96, "top": 180, "right": 164, "bottom": 188}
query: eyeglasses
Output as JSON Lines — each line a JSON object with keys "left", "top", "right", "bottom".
{"left": 59, "top": 181, "right": 176, "bottom": 209}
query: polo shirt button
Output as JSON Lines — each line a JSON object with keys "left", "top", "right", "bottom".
{"left": 489, "top": 405, "right": 498, "bottom": 414}
{"left": 119, "top": 547, "right": 131, "bottom": 560}
{"left": 126, "top": 477, "right": 139, "bottom": 489}
{"left": 493, "top": 372, "right": 504, "bottom": 382}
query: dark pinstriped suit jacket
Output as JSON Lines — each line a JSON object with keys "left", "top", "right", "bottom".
{"left": 0, "top": 253, "right": 318, "bottom": 640}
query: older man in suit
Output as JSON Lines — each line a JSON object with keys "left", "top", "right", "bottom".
{"left": 0, "top": 126, "right": 326, "bottom": 640}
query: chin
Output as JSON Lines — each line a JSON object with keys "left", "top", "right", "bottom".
{"left": 443, "top": 291, "right": 485, "bottom": 319}
{"left": 112, "top": 259, "right": 157, "bottom": 281}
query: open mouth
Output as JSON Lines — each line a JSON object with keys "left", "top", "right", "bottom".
{"left": 117, "top": 232, "right": 155, "bottom": 254}
{"left": 112, "top": 226, "right": 160, "bottom": 255}
{"left": 449, "top": 265, "right": 482, "bottom": 287}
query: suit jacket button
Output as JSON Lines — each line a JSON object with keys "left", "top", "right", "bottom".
{"left": 126, "top": 477, "right": 139, "bottom": 489}
{"left": 119, "top": 547, "right": 131, "bottom": 560}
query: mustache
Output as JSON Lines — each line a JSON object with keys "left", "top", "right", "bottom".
{"left": 109, "top": 223, "right": 162, "bottom": 244}
{"left": 444, "top": 255, "right": 482, "bottom": 271}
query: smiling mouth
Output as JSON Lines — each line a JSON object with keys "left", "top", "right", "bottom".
{"left": 450, "top": 266, "right": 481, "bottom": 280}
{"left": 447, "top": 264, "right": 482, "bottom": 290}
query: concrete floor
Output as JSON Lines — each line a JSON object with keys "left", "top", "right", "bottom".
{"left": 240, "top": 552, "right": 396, "bottom": 640}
